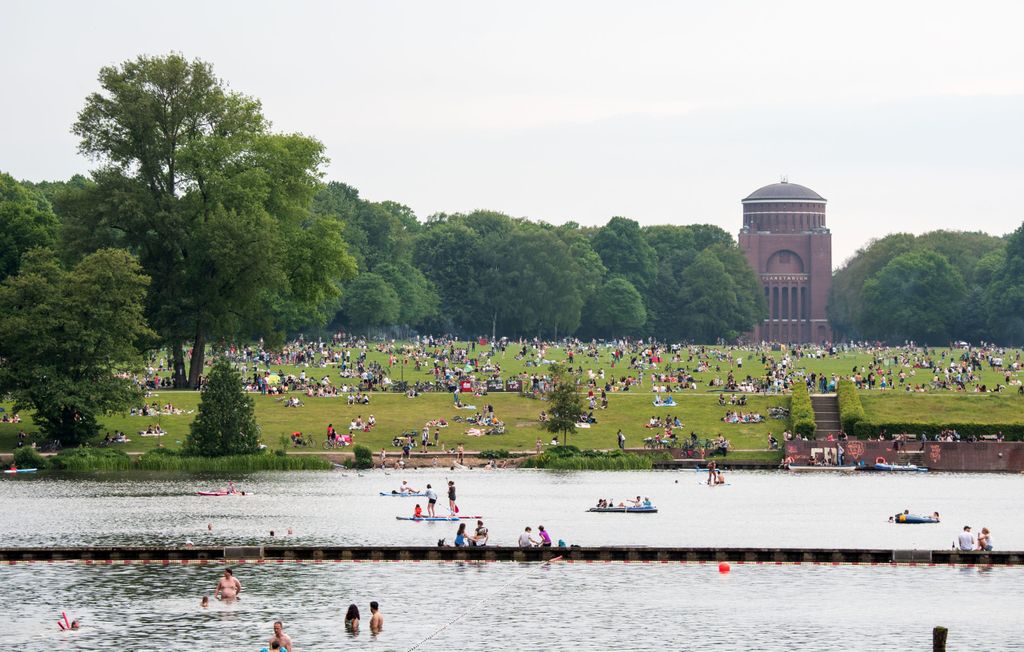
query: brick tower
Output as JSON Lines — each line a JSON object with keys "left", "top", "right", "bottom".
{"left": 738, "top": 180, "right": 832, "bottom": 343}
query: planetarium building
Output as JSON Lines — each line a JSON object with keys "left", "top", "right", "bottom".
{"left": 738, "top": 180, "right": 832, "bottom": 343}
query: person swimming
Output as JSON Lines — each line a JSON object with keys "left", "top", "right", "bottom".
{"left": 345, "top": 603, "right": 361, "bottom": 631}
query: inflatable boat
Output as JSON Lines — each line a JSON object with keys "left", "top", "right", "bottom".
{"left": 587, "top": 506, "right": 658, "bottom": 513}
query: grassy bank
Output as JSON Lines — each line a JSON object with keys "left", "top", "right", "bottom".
{"left": 15, "top": 448, "right": 332, "bottom": 472}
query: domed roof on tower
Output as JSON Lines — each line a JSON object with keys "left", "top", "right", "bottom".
{"left": 743, "top": 180, "right": 825, "bottom": 202}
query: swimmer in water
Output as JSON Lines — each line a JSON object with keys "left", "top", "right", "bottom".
{"left": 214, "top": 568, "right": 241, "bottom": 601}
{"left": 201, "top": 595, "right": 209, "bottom": 608}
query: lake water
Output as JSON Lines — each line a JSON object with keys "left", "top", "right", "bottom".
{"left": 3, "top": 469, "right": 1023, "bottom": 650}
{"left": 1, "top": 469, "right": 1020, "bottom": 549}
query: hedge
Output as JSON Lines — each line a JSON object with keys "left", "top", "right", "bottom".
{"left": 789, "top": 382, "right": 816, "bottom": 438}
{"left": 851, "top": 421, "right": 1024, "bottom": 440}
{"left": 837, "top": 380, "right": 866, "bottom": 433}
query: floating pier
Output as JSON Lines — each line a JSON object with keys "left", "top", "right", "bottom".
{"left": 0, "top": 546, "right": 1019, "bottom": 566}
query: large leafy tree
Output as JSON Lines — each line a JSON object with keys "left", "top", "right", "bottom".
{"left": 591, "top": 216, "right": 658, "bottom": 294}
{"left": 184, "top": 358, "right": 260, "bottom": 456}
{"left": 0, "top": 173, "right": 60, "bottom": 282}
{"left": 343, "top": 272, "right": 401, "bottom": 330}
{"left": 860, "top": 250, "right": 967, "bottom": 344}
{"left": 584, "top": 276, "right": 647, "bottom": 336}
{"left": 0, "top": 248, "right": 154, "bottom": 445}
{"left": 69, "top": 53, "right": 354, "bottom": 387}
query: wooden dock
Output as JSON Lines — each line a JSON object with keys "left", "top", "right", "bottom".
{"left": 0, "top": 546, "right": 1019, "bottom": 566}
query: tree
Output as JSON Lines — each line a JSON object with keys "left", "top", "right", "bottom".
{"left": 676, "top": 249, "right": 759, "bottom": 342}
{"left": 860, "top": 250, "right": 967, "bottom": 344}
{"left": 986, "top": 223, "right": 1024, "bottom": 344}
{"left": 591, "top": 216, "right": 658, "bottom": 294}
{"left": 184, "top": 358, "right": 260, "bottom": 456}
{"left": 343, "top": 272, "right": 401, "bottom": 330}
{"left": 585, "top": 277, "right": 647, "bottom": 335}
{"left": 69, "top": 53, "right": 355, "bottom": 387}
{"left": 0, "top": 173, "right": 59, "bottom": 282}
{"left": 0, "top": 248, "right": 153, "bottom": 445}
{"left": 541, "top": 366, "right": 585, "bottom": 446}
{"left": 376, "top": 262, "right": 440, "bottom": 327}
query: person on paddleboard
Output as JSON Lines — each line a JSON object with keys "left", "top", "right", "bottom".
{"left": 425, "top": 484, "right": 438, "bottom": 517}
{"left": 414, "top": 504, "right": 423, "bottom": 518}
{"left": 447, "top": 480, "right": 457, "bottom": 514}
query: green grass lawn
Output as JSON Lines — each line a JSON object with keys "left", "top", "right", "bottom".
{"left": 3, "top": 343, "right": 1022, "bottom": 454}
{"left": 0, "top": 391, "right": 790, "bottom": 454}
{"left": 861, "top": 393, "right": 1024, "bottom": 424}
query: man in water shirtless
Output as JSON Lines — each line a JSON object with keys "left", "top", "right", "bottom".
{"left": 270, "top": 620, "right": 293, "bottom": 651}
{"left": 214, "top": 568, "right": 241, "bottom": 600}
{"left": 369, "top": 601, "right": 383, "bottom": 634}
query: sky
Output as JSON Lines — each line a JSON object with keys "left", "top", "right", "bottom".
{"left": 3, "top": 0, "right": 1024, "bottom": 266}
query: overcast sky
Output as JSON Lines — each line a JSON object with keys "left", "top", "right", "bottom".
{"left": 3, "top": 1, "right": 1023, "bottom": 265}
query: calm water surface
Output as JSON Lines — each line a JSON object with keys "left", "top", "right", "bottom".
{"left": 3, "top": 470, "right": 1022, "bottom": 650}
{"left": 0, "top": 469, "right": 1021, "bottom": 549}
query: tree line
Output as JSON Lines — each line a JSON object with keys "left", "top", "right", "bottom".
{"left": 0, "top": 53, "right": 767, "bottom": 377}
{"left": 828, "top": 229, "right": 1024, "bottom": 345}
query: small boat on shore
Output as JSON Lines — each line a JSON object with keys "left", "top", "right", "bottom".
{"left": 587, "top": 506, "right": 658, "bottom": 514}
{"left": 786, "top": 465, "right": 858, "bottom": 473}
{"left": 873, "top": 463, "right": 928, "bottom": 472}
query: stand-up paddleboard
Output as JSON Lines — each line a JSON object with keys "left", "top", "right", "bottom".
{"left": 3, "top": 468, "right": 37, "bottom": 474}
{"left": 395, "top": 516, "right": 460, "bottom": 522}
{"left": 196, "top": 490, "right": 251, "bottom": 496}
{"left": 379, "top": 492, "right": 427, "bottom": 497}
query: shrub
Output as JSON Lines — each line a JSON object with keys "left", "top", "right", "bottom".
{"left": 837, "top": 380, "right": 866, "bottom": 433}
{"left": 479, "top": 450, "right": 511, "bottom": 459}
{"left": 136, "top": 449, "right": 331, "bottom": 471}
{"left": 522, "top": 449, "right": 669, "bottom": 470}
{"left": 850, "top": 421, "right": 1024, "bottom": 440}
{"left": 13, "top": 447, "right": 47, "bottom": 470}
{"left": 50, "top": 448, "right": 132, "bottom": 471}
{"left": 353, "top": 445, "right": 374, "bottom": 469}
{"left": 789, "top": 382, "right": 816, "bottom": 438}
{"left": 184, "top": 358, "right": 260, "bottom": 456}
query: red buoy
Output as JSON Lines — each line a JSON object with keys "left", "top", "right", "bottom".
{"left": 718, "top": 562, "right": 731, "bottom": 573}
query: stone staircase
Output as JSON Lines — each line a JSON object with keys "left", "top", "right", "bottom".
{"left": 811, "top": 394, "right": 841, "bottom": 439}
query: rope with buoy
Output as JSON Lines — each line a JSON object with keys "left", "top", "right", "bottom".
{"left": 406, "top": 554, "right": 563, "bottom": 651}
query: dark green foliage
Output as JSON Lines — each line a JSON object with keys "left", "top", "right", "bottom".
{"left": 836, "top": 380, "right": 866, "bottom": 433}
{"left": 13, "top": 447, "right": 47, "bottom": 469}
{"left": 522, "top": 449, "right": 668, "bottom": 470}
{"left": 137, "top": 449, "right": 330, "bottom": 471}
{"left": 184, "top": 359, "right": 261, "bottom": 457}
{"left": 789, "top": 382, "right": 816, "bottom": 438}
{"left": 0, "top": 248, "right": 153, "bottom": 446}
{"left": 860, "top": 250, "right": 966, "bottom": 345}
{"left": 353, "top": 445, "right": 374, "bottom": 469}
{"left": 830, "top": 230, "right": 1004, "bottom": 342}
{"left": 50, "top": 448, "right": 132, "bottom": 471}
{"left": 0, "top": 173, "right": 59, "bottom": 282}
{"left": 850, "top": 421, "right": 1024, "bottom": 441}
{"left": 479, "top": 449, "right": 512, "bottom": 459}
